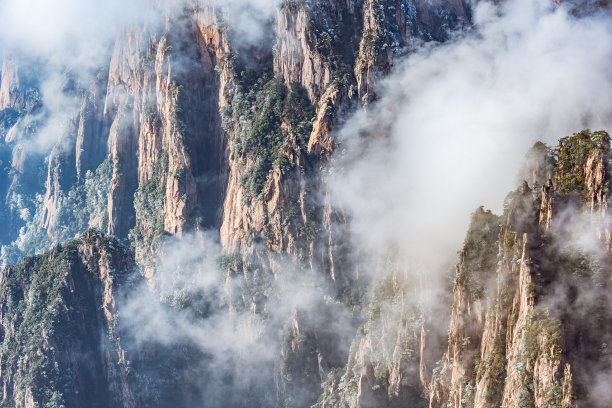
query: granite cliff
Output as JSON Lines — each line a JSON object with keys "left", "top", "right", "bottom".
{"left": 0, "top": 0, "right": 610, "bottom": 407}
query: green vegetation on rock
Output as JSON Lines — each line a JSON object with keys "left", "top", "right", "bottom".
{"left": 130, "top": 151, "right": 169, "bottom": 258}
{"left": 555, "top": 129, "right": 611, "bottom": 196}
{"left": 223, "top": 74, "right": 315, "bottom": 199}
{"left": 0, "top": 230, "right": 132, "bottom": 408}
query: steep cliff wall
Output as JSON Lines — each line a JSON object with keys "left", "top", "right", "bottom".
{"left": 0, "top": 7, "right": 230, "bottom": 269}
{"left": 104, "top": 11, "right": 228, "bottom": 269}
{"left": 428, "top": 131, "right": 612, "bottom": 408}
{"left": 0, "top": 0, "right": 472, "bottom": 271}
{"left": 0, "top": 2, "right": 474, "bottom": 407}
{"left": 218, "top": 0, "right": 470, "bottom": 276}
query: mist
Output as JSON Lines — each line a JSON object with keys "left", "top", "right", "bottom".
{"left": 117, "top": 231, "right": 356, "bottom": 407}
{"left": 330, "top": 0, "right": 612, "bottom": 278}
{"left": 0, "top": 0, "right": 279, "bottom": 153}
{"left": 323, "top": 1, "right": 612, "bottom": 405}
{"left": 0, "top": 0, "right": 278, "bottom": 68}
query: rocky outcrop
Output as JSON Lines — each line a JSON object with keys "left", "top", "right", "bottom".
{"left": 307, "top": 83, "right": 350, "bottom": 158}
{"left": 0, "top": 229, "right": 137, "bottom": 408}
{"left": 428, "top": 131, "right": 612, "bottom": 408}
{"left": 0, "top": 58, "right": 46, "bottom": 253}
{"left": 355, "top": 0, "right": 470, "bottom": 98}
{"left": 314, "top": 131, "right": 612, "bottom": 408}
{"left": 275, "top": 3, "right": 331, "bottom": 103}
{"left": 274, "top": 0, "right": 361, "bottom": 102}
{"left": 428, "top": 207, "right": 499, "bottom": 408}
{"left": 314, "top": 270, "right": 431, "bottom": 408}
{"left": 40, "top": 152, "right": 64, "bottom": 231}
{"left": 75, "top": 72, "right": 110, "bottom": 182}
{"left": 554, "top": 131, "right": 612, "bottom": 248}
{"left": 0, "top": 57, "right": 31, "bottom": 111}
{"left": 38, "top": 78, "right": 109, "bottom": 239}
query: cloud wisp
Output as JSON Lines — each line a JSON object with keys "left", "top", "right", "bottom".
{"left": 327, "top": 2, "right": 612, "bottom": 404}
{"left": 118, "top": 231, "right": 355, "bottom": 407}
{"left": 0, "top": 0, "right": 279, "bottom": 154}
{"left": 330, "top": 0, "right": 612, "bottom": 280}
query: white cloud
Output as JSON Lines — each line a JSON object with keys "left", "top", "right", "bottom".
{"left": 0, "top": 0, "right": 279, "bottom": 153}
{"left": 331, "top": 0, "right": 612, "bottom": 277}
